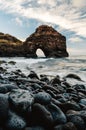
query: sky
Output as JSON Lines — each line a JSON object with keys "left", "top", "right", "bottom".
{"left": 0, "top": 0, "right": 86, "bottom": 56}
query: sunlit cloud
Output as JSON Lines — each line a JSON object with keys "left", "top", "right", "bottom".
{"left": 0, "top": 0, "right": 86, "bottom": 38}
{"left": 72, "top": 0, "right": 86, "bottom": 7}
{"left": 68, "top": 48, "right": 86, "bottom": 55}
{"left": 13, "top": 17, "right": 23, "bottom": 26}
{"left": 69, "top": 37, "right": 84, "bottom": 43}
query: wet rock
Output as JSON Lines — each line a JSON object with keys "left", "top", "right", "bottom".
{"left": 54, "top": 125, "right": 63, "bottom": 130}
{"left": 65, "top": 74, "right": 82, "bottom": 81}
{"left": 40, "top": 74, "right": 49, "bottom": 83}
{"left": 34, "top": 91, "right": 52, "bottom": 105}
{"left": 8, "top": 61, "right": 16, "bottom": 65}
{"left": 79, "top": 111, "right": 86, "bottom": 124}
{"left": 66, "top": 88, "right": 77, "bottom": 94}
{"left": 0, "top": 60, "right": 6, "bottom": 65}
{"left": 63, "top": 122, "right": 77, "bottom": 130}
{"left": 9, "top": 89, "right": 34, "bottom": 113}
{"left": 31, "top": 83, "right": 42, "bottom": 90}
{"left": 0, "top": 84, "right": 18, "bottom": 93}
{"left": 6, "top": 111, "right": 26, "bottom": 130}
{"left": 0, "top": 85, "right": 7, "bottom": 93}
{"left": 59, "top": 102, "right": 81, "bottom": 112}
{"left": 46, "top": 89, "right": 57, "bottom": 99}
{"left": 0, "top": 67, "right": 7, "bottom": 73}
{"left": 73, "top": 84, "right": 86, "bottom": 90}
{"left": 67, "top": 115, "right": 85, "bottom": 130}
{"left": 79, "top": 99, "right": 86, "bottom": 106}
{"left": 25, "top": 126, "right": 45, "bottom": 130}
{"left": 51, "top": 75, "right": 61, "bottom": 85}
{"left": 30, "top": 103, "right": 53, "bottom": 128}
{"left": 0, "top": 94, "right": 9, "bottom": 126}
{"left": 28, "top": 71, "right": 39, "bottom": 79}
{"left": 66, "top": 110, "right": 79, "bottom": 115}
{"left": 54, "top": 122, "right": 77, "bottom": 130}
{"left": 47, "top": 103, "right": 67, "bottom": 126}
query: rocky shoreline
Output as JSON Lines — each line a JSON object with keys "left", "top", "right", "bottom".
{"left": 0, "top": 25, "right": 69, "bottom": 58}
{"left": 0, "top": 60, "right": 86, "bottom": 130}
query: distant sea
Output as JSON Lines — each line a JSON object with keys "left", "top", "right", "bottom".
{"left": 0, "top": 55, "right": 86, "bottom": 81}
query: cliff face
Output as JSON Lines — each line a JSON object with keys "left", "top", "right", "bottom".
{"left": 0, "top": 33, "right": 23, "bottom": 56}
{"left": 24, "top": 25, "right": 69, "bottom": 58}
{"left": 0, "top": 25, "right": 69, "bottom": 57}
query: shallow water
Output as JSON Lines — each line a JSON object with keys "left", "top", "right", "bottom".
{"left": 0, "top": 55, "right": 86, "bottom": 81}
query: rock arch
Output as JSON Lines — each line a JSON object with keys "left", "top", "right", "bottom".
{"left": 23, "top": 25, "right": 69, "bottom": 58}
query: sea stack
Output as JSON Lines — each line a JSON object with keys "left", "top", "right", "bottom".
{"left": 24, "top": 25, "right": 69, "bottom": 58}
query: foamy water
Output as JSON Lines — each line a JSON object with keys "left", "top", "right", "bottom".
{"left": 0, "top": 55, "right": 86, "bottom": 81}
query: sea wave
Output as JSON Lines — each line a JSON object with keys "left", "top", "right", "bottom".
{"left": 0, "top": 55, "right": 86, "bottom": 81}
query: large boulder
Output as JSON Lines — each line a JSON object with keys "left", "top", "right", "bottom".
{"left": 23, "top": 25, "right": 69, "bottom": 58}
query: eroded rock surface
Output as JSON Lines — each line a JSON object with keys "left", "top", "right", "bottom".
{"left": 24, "top": 25, "right": 69, "bottom": 58}
{"left": 0, "top": 33, "right": 23, "bottom": 56}
{"left": 0, "top": 25, "right": 69, "bottom": 58}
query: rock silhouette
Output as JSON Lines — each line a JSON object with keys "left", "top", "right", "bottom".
{"left": 0, "top": 25, "right": 69, "bottom": 58}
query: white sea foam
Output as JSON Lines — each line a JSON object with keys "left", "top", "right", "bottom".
{"left": 0, "top": 55, "right": 86, "bottom": 81}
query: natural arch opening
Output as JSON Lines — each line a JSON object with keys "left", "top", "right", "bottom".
{"left": 36, "top": 48, "right": 45, "bottom": 57}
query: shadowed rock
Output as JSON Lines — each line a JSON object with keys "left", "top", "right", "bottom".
{"left": 24, "top": 25, "right": 69, "bottom": 58}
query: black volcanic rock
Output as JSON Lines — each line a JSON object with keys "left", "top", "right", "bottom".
{"left": 0, "top": 25, "right": 69, "bottom": 58}
{"left": 24, "top": 25, "right": 69, "bottom": 58}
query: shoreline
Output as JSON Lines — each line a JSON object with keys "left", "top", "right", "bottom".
{"left": 0, "top": 59, "right": 86, "bottom": 129}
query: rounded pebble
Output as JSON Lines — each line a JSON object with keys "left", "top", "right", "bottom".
{"left": 34, "top": 91, "right": 52, "bottom": 105}
{"left": 6, "top": 111, "right": 26, "bottom": 130}
{"left": 0, "top": 94, "right": 9, "bottom": 126}
{"left": 9, "top": 89, "right": 34, "bottom": 113}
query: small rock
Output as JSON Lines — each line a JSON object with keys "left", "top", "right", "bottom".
{"left": 0, "top": 60, "right": 6, "bottom": 65}
{"left": 59, "top": 102, "right": 81, "bottom": 112}
{"left": 47, "top": 103, "right": 67, "bottom": 126}
{"left": 51, "top": 75, "right": 61, "bottom": 85}
{"left": 65, "top": 74, "right": 82, "bottom": 81}
{"left": 0, "top": 94, "right": 9, "bottom": 126}
{"left": 40, "top": 74, "right": 49, "bottom": 83}
{"left": 34, "top": 91, "right": 52, "bottom": 105}
{"left": 30, "top": 103, "right": 53, "bottom": 128}
{"left": 0, "top": 84, "right": 18, "bottom": 93}
{"left": 79, "top": 99, "right": 86, "bottom": 106}
{"left": 28, "top": 71, "right": 39, "bottom": 79}
{"left": 8, "top": 61, "right": 16, "bottom": 65}
{"left": 25, "top": 126, "right": 45, "bottom": 130}
{"left": 6, "top": 111, "right": 26, "bottom": 130}
{"left": 79, "top": 111, "right": 86, "bottom": 124}
{"left": 0, "top": 67, "right": 7, "bottom": 73}
{"left": 9, "top": 89, "right": 34, "bottom": 113}
{"left": 63, "top": 122, "right": 77, "bottom": 130}
{"left": 54, "top": 125, "right": 63, "bottom": 130}
{"left": 67, "top": 115, "right": 85, "bottom": 130}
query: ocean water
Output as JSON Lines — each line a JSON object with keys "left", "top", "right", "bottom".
{"left": 0, "top": 55, "right": 86, "bottom": 81}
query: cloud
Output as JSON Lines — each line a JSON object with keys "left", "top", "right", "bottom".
{"left": 37, "top": 0, "right": 57, "bottom": 6}
{"left": 0, "top": 0, "right": 86, "bottom": 38}
{"left": 68, "top": 48, "right": 86, "bottom": 55}
{"left": 68, "top": 37, "right": 84, "bottom": 43}
{"left": 72, "top": 0, "right": 86, "bottom": 7}
{"left": 13, "top": 17, "right": 23, "bottom": 26}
